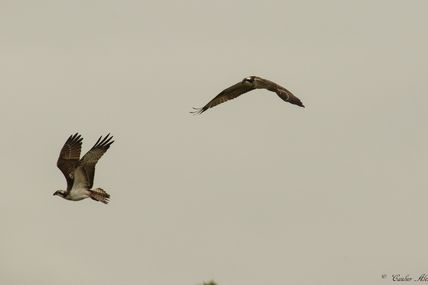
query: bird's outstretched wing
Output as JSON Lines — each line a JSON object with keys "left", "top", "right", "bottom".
{"left": 191, "top": 81, "right": 255, "bottom": 114}
{"left": 273, "top": 87, "right": 305, "bottom": 108}
{"left": 263, "top": 78, "right": 305, "bottom": 108}
{"left": 57, "top": 133, "right": 83, "bottom": 191}
{"left": 80, "top": 134, "right": 114, "bottom": 189}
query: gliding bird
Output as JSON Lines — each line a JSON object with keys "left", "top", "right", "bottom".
{"left": 191, "top": 75, "right": 304, "bottom": 114}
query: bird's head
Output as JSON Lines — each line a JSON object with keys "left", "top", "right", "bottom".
{"left": 242, "top": 76, "right": 255, "bottom": 84}
{"left": 53, "top": 190, "right": 66, "bottom": 198}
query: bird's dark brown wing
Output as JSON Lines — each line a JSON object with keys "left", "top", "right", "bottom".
{"left": 191, "top": 81, "right": 256, "bottom": 114}
{"left": 80, "top": 134, "right": 114, "bottom": 189}
{"left": 57, "top": 133, "right": 83, "bottom": 191}
{"left": 265, "top": 80, "right": 305, "bottom": 108}
{"left": 274, "top": 88, "right": 305, "bottom": 107}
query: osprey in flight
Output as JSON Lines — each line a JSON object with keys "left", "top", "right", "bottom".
{"left": 191, "top": 76, "right": 304, "bottom": 114}
{"left": 54, "top": 133, "right": 114, "bottom": 204}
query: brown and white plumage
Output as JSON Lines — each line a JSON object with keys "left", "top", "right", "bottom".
{"left": 191, "top": 76, "right": 304, "bottom": 114}
{"left": 79, "top": 134, "right": 114, "bottom": 189}
{"left": 56, "top": 133, "right": 83, "bottom": 191}
{"left": 54, "top": 133, "right": 114, "bottom": 204}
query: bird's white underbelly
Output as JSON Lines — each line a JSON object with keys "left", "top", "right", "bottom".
{"left": 66, "top": 188, "right": 91, "bottom": 201}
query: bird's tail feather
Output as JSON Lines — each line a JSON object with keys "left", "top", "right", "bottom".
{"left": 89, "top": 188, "right": 110, "bottom": 204}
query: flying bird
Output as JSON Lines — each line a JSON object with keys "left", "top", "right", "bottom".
{"left": 191, "top": 76, "right": 304, "bottom": 114}
{"left": 54, "top": 133, "right": 114, "bottom": 204}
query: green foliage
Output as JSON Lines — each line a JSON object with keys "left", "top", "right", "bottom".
{"left": 201, "top": 281, "right": 217, "bottom": 285}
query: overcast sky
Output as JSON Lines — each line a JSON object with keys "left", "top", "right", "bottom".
{"left": 1, "top": 1, "right": 427, "bottom": 284}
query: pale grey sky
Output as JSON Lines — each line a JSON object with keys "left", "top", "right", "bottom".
{"left": 1, "top": 0, "right": 427, "bottom": 284}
